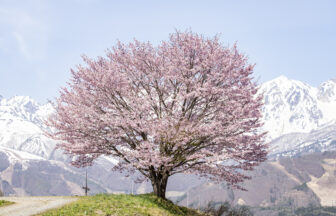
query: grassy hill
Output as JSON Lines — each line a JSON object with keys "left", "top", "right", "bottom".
{"left": 35, "top": 193, "right": 207, "bottom": 216}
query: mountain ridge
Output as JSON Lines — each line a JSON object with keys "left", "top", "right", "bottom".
{"left": 0, "top": 75, "right": 336, "bottom": 198}
{"left": 1, "top": 75, "right": 336, "bottom": 160}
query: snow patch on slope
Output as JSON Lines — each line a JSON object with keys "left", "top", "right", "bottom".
{"left": 0, "top": 146, "right": 45, "bottom": 170}
{"left": 260, "top": 76, "right": 336, "bottom": 140}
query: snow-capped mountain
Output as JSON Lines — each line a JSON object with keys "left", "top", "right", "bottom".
{"left": 0, "top": 96, "right": 151, "bottom": 196}
{"left": 318, "top": 78, "right": 336, "bottom": 102}
{"left": 0, "top": 76, "right": 336, "bottom": 160}
{"left": 269, "top": 123, "right": 336, "bottom": 158}
{"left": 0, "top": 96, "right": 61, "bottom": 160}
{"left": 0, "top": 76, "right": 336, "bottom": 197}
{"left": 260, "top": 76, "right": 336, "bottom": 140}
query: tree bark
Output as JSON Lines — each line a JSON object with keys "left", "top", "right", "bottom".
{"left": 150, "top": 168, "right": 169, "bottom": 199}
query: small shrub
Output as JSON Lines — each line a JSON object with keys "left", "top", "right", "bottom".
{"left": 293, "top": 182, "right": 309, "bottom": 192}
{"left": 202, "top": 201, "right": 253, "bottom": 216}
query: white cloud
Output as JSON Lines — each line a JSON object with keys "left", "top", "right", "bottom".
{"left": 13, "top": 31, "right": 30, "bottom": 59}
{"left": 0, "top": 6, "right": 48, "bottom": 60}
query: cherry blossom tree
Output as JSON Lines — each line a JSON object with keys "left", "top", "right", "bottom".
{"left": 46, "top": 31, "right": 267, "bottom": 199}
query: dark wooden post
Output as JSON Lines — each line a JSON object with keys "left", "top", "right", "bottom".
{"left": 82, "top": 170, "right": 90, "bottom": 196}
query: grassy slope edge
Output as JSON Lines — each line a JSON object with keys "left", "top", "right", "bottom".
{"left": 0, "top": 200, "right": 14, "bottom": 207}
{"left": 35, "top": 194, "right": 207, "bottom": 216}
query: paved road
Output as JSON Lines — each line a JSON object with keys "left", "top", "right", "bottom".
{"left": 0, "top": 196, "right": 78, "bottom": 216}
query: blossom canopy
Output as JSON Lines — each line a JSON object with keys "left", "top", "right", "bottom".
{"left": 47, "top": 31, "right": 267, "bottom": 198}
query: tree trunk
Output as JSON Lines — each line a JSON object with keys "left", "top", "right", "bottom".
{"left": 150, "top": 169, "right": 169, "bottom": 199}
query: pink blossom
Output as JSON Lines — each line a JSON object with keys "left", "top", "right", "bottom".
{"left": 46, "top": 31, "right": 268, "bottom": 199}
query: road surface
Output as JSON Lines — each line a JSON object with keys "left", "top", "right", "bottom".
{"left": 0, "top": 196, "right": 77, "bottom": 216}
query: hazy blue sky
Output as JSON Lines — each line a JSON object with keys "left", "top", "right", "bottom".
{"left": 1, "top": 0, "right": 335, "bottom": 103}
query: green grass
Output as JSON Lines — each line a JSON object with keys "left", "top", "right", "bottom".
{"left": 35, "top": 193, "right": 207, "bottom": 216}
{"left": 0, "top": 199, "right": 14, "bottom": 207}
